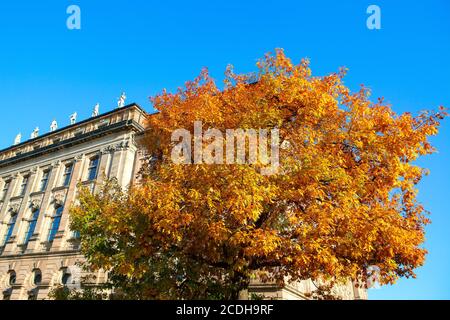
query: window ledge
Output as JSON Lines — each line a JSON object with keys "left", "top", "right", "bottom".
{"left": 52, "top": 186, "right": 69, "bottom": 192}
{"left": 29, "top": 191, "right": 45, "bottom": 197}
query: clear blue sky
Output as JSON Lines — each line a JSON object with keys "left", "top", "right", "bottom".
{"left": 0, "top": 0, "right": 449, "bottom": 299}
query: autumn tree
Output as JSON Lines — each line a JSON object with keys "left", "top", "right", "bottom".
{"left": 70, "top": 49, "right": 446, "bottom": 299}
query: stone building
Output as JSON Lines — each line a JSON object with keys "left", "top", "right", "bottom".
{"left": 0, "top": 102, "right": 367, "bottom": 300}
{"left": 0, "top": 103, "right": 146, "bottom": 300}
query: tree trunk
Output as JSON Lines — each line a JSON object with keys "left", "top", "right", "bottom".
{"left": 228, "top": 272, "right": 250, "bottom": 300}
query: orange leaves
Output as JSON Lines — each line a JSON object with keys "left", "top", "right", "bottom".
{"left": 71, "top": 50, "right": 445, "bottom": 297}
{"left": 243, "top": 229, "right": 282, "bottom": 257}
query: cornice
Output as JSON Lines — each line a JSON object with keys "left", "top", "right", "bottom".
{"left": 0, "top": 103, "right": 147, "bottom": 154}
{"left": 0, "top": 119, "right": 145, "bottom": 169}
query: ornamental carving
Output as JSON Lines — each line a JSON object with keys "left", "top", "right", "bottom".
{"left": 51, "top": 160, "right": 61, "bottom": 168}
{"left": 74, "top": 154, "right": 84, "bottom": 162}
{"left": 101, "top": 141, "right": 130, "bottom": 154}
{"left": 115, "top": 141, "right": 130, "bottom": 151}
{"left": 52, "top": 191, "right": 66, "bottom": 207}
{"left": 30, "top": 199, "right": 41, "bottom": 211}
{"left": 29, "top": 193, "right": 43, "bottom": 211}
{"left": 9, "top": 202, "right": 21, "bottom": 214}
{"left": 101, "top": 146, "right": 115, "bottom": 154}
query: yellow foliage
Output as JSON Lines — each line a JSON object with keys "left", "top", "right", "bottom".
{"left": 72, "top": 49, "right": 446, "bottom": 292}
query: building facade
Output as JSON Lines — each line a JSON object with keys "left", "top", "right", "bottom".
{"left": 0, "top": 103, "right": 366, "bottom": 300}
{"left": 0, "top": 104, "right": 146, "bottom": 300}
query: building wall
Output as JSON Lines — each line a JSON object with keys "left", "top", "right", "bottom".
{"left": 0, "top": 104, "right": 146, "bottom": 300}
{"left": 246, "top": 278, "right": 367, "bottom": 300}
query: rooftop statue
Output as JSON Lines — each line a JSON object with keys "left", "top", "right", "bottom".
{"left": 70, "top": 112, "right": 78, "bottom": 125}
{"left": 92, "top": 103, "right": 100, "bottom": 117}
{"left": 50, "top": 120, "right": 58, "bottom": 132}
{"left": 14, "top": 133, "right": 21, "bottom": 145}
{"left": 31, "top": 127, "right": 39, "bottom": 139}
{"left": 117, "top": 92, "right": 126, "bottom": 108}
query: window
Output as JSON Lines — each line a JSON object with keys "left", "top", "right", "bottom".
{"left": 8, "top": 271, "right": 16, "bottom": 285}
{"left": 25, "top": 270, "right": 41, "bottom": 299}
{"left": 39, "top": 170, "right": 50, "bottom": 192}
{"left": 24, "top": 209, "right": 40, "bottom": 245}
{"left": 72, "top": 230, "right": 81, "bottom": 240}
{"left": 62, "top": 164, "right": 73, "bottom": 187}
{"left": 33, "top": 269, "right": 42, "bottom": 286}
{"left": 61, "top": 268, "right": 72, "bottom": 285}
{"left": 87, "top": 157, "right": 99, "bottom": 181}
{"left": 19, "top": 175, "right": 29, "bottom": 196}
{"left": 48, "top": 206, "right": 64, "bottom": 242}
{"left": 2, "top": 213, "right": 18, "bottom": 246}
{"left": 1, "top": 180, "right": 10, "bottom": 201}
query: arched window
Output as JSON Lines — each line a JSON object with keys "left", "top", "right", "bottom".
{"left": 61, "top": 267, "right": 72, "bottom": 286}
{"left": 2, "top": 271, "right": 15, "bottom": 300}
{"left": 25, "top": 269, "right": 42, "bottom": 300}
{"left": 48, "top": 206, "right": 64, "bottom": 242}
{"left": 8, "top": 270, "right": 16, "bottom": 286}
{"left": 2, "top": 212, "right": 18, "bottom": 246}
{"left": 33, "top": 269, "right": 42, "bottom": 286}
{"left": 24, "top": 209, "right": 40, "bottom": 245}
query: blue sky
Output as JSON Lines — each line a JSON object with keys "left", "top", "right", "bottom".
{"left": 0, "top": 0, "right": 449, "bottom": 299}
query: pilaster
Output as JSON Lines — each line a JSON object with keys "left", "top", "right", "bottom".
{"left": 29, "top": 161, "right": 62, "bottom": 252}
{"left": 55, "top": 155, "right": 85, "bottom": 250}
